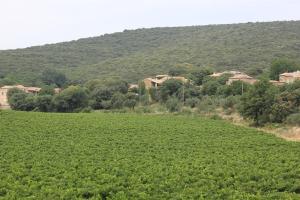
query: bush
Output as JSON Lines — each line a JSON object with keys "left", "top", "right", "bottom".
{"left": 210, "top": 114, "right": 223, "bottom": 120}
{"left": 35, "top": 95, "right": 53, "bottom": 112}
{"left": 221, "top": 96, "right": 239, "bottom": 110}
{"left": 124, "top": 99, "right": 137, "bottom": 109}
{"left": 52, "top": 86, "right": 88, "bottom": 112}
{"left": 111, "top": 93, "right": 126, "bottom": 109}
{"left": 80, "top": 107, "right": 93, "bottom": 113}
{"left": 134, "top": 106, "right": 151, "bottom": 114}
{"left": 185, "top": 98, "right": 200, "bottom": 108}
{"left": 285, "top": 113, "right": 300, "bottom": 126}
{"left": 197, "top": 96, "right": 218, "bottom": 114}
{"left": 100, "top": 100, "right": 112, "bottom": 110}
{"left": 181, "top": 107, "right": 193, "bottom": 115}
{"left": 166, "top": 97, "right": 181, "bottom": 112}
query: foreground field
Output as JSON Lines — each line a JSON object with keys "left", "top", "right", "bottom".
{"left": 0, "top": 111, "right": 299, "bottom": 199}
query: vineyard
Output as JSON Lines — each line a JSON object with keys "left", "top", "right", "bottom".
{"left": 0, "top": 111, "right": 299, "bottom": 199}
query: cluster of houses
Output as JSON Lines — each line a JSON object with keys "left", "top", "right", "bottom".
{"left": 1, "top": 71, "right": 300, "bottom": 109}
{"left": 217, "top": 70, "right": 300, "bottom": 86}
{"left": 0, "top": 85, "right": 60, "bottom": 109}
{"left": 143, "top": 75, "right": 188, "bottom": 89}
{"left": 140, "top": 70, "right": 300, "bottom": 90}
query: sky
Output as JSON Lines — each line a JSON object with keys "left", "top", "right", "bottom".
{"left": 0, "top": 0, "right": 300, "bottom": 50}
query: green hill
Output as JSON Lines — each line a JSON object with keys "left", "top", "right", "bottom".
{"left": 1, "top": 21, "right": 300, "bottom": 85}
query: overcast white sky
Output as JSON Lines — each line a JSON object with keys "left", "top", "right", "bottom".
{"left": 0, "top": 0, "right": 300, "bottom": 50}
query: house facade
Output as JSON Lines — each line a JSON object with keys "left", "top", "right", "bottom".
{"left": 279, "top": 71, "right": 300, "bottom": 84}
{"left": 226, "top": 74, "right": 257, "bottom": 85}
{"left": 209, "top": 71, "right": 244, "bottom": 78}
{"left": 0, "top": 85, "right": 42, "bottom": 109}
{"left": 143, "top": 75, "right": 188, "bottom": 89}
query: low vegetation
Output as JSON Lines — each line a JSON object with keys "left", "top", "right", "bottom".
{"left": 0, "top": 111, "right": 299, "bottom": 199}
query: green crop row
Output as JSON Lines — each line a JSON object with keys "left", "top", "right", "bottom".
{"left": 0, "top": 111, "right": 299, "bottom": 199}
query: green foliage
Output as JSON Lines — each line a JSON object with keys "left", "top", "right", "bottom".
{"left": 221, "top": 96, "right": 240, "bottom": 110}
{"left": 197, "top": 96, "right": 219, "bottom": 114}
{"left": 218, "top": 81, "right": 251, "bottom": 97}
{"left": 189, "top": 69, "right": 213, "bottom": 85}
{"left": 159, "top": 79, "right": 183, "bottom": 102}
{"left": 52, "top": 86, "right": 88, "bottom": 112}
{"left": 111, "top": 92, "right": 126, "bottom": 109}
{"left": 2, "top": 21, "right": 300, "bottom": 84}
{"left": 1, "top": 111, "right": 299, "bottom": 199}
{"left": 39, "top": 85, "right": 55, "bottom": 96}
{"left": 270, "top": 59, "right": 299, "bottom": 80}
{"left": 7, "top": 89, "right": 29, "bottom": 110}
{"left": 165, "top": 97, "right": 182, "bottom": 112}
{"left": 89, "top": 87, "right": 113, "bottom": 109}
{"left": 123, "top": 93, "right": 137, "bottom": 109}
{"left": 35, "top": 95, "right": 53, "bottom": 112}
{"left": 285, "top": 113, "right": 300, "bottom": 126}
{"left": 239, "top": 80, "right": 278, "bottom": 126}
{"left": 185, "top": 97, "right": 200, "bottom": 108}
{"left": 201, "top": 80, "right": 221, "bottom": 96}
{"left": 41, "top": 69, "right": 67, "bottom": 87}
{"left": 168, "top": 68, "right": 187, "bottom": 76}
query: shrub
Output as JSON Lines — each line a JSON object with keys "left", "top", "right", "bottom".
{"left": 221, "top": 96, "right": 239, "bottom": 110}
{"left": 166, "top": 97, "right": 181, "bottom": 112}
{"left": 197, "top": 96, "right": 218, "bottom": 114}
{"left": 35, "top": 95, "right": 53, "bottom": 112}
{"left": 111, "top": 93, "right": 126, "bottom": 109}
{"left": 285, "top": 113, "right": 300, "bottom": 126}
{"left": 185, "top": 98, "right": 200, "bottom": 108}
{"left": 80, "top": 107, "right": 93, "bottom": 113}
{"left": 52, "top": 86, "right": 88, "bottom": 112}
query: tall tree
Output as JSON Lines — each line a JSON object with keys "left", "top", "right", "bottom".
{"left": 239, "top": 79, "right": 278, "bottom": 126}
{"left": 270, "top": 59, "right": 299, "bottom": 80}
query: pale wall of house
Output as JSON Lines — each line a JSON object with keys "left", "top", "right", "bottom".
{"left": 143, "top": 79, "right": 153, "bottom": 89}
{"left": 227, "top": 78, "right": 257, "bottom": 85}
{"left": 279, "top": 76, "right": 300, "bottom": 84}
{"left": 0, "top": 88, "right": 10, "bottom": 108}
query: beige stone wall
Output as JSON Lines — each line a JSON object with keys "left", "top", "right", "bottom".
{"left": 280, "top": 76, "right": 300, "bottom": 84}
{"left": 0, "top": 88, "right": 9, "bottom": 108}
{"left": 143, "top": 79, "right": 154, "bottom": 89}
{"left": 227, "top": 78, "right": 257, "bottom": 85}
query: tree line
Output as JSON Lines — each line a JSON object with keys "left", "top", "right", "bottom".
{"left": 6, "top": 59, "right": 300, "bottom": 127}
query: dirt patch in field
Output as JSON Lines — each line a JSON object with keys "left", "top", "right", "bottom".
{"left": 217, "top": 109, "right": 300, "bottom": 142}
{"left": 274, "top": 127, "right": 300, "bottom": 142}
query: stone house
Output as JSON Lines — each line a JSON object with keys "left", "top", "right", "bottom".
{"left": 0, "top": 85, "right": 42, "bottom": 109}
{"left": 209, "top": 71, "right": 244, "bottom": 78}
{"left": 269, "top": 80, "right": 286, "bottom": 86}
{"left": 279, "top": 71, "right": 300, "bottom": 84}
{"left": 143, "top": 75, "right": 188, "bottom": 89}
{"left": 226, "top": 74, "right": 257, "bottom": 85}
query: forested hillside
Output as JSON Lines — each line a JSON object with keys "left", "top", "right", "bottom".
{"left": 1, "top": 21, "right": 300, "bottom": 85}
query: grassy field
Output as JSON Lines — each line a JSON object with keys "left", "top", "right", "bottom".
{"left": 0, "top": 111, "right": 299, "bottom": 199}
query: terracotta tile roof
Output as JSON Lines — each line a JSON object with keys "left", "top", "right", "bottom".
{"left": 25, "top": 87, "right": 41, "bottom": 92}
{"left": 1, "top": 85, "right": 41, "bottom": 92}
{"left": 229, "top": 74, "right": 254, "bottom": 79}
{"left": 1, "top": 85, "right": 26, "bottom": 89}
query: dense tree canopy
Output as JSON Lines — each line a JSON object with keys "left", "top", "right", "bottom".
{"left": 1, "top": 21, "right": 300, "bottom": 85}
{"left": 269, "top": 59, "right": 299, "bottom": 80}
